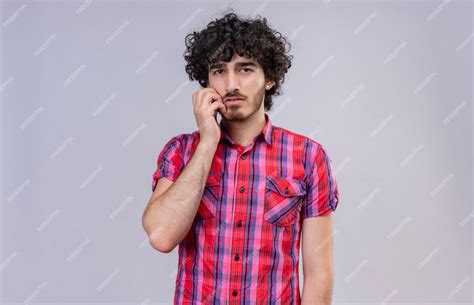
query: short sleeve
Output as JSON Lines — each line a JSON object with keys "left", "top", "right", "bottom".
{"left": 302, "top": 144, "right": 340, "bottom": 219}
{"left": 151, "top": 136, "right": 183, "bottom": 192}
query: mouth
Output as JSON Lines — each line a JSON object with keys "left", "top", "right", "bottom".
{"left": 224, "top": 98, "right": 244, "bottom": 104}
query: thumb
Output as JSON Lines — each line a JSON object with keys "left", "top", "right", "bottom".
{"left": 216, "top": 101, "right": 227, "bottom": 114}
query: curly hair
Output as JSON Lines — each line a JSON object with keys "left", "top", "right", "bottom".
{"left": 183, "top": 11, "right": 293, "bottom": 112}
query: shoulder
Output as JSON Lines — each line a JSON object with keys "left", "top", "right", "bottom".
{"left": 156, "top": 132, "right": 199, "bottom": 160}
{"left": 272, "top": 124, "right": 323, "bottom": 152}
{"left": 164, "top": 131, "right": 199, "bottom": 147}
{"left": 272, "top": 124, "right": 336, "bottom": 172}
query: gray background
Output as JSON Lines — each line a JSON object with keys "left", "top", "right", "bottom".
{"left": 0, "top": 0, "right": 472, "bottom": 304}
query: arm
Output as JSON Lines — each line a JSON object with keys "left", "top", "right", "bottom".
{"left": 142, "top": 87, "right": 226, "bottom": 254}
{"left": 301, "top": 213, "right": 335, "bottom": 305}
{"left": 142, "top": 140, "right": 217, "bottom": 253}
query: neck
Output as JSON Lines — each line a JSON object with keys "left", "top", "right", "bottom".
{"left": 221, "top": 109, "right": 266, "bottom": 147}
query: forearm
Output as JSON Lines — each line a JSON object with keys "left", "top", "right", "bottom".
{"left": 143, "top": 141, "right": 218, "bottom": 251}
{"left": 301, "top": 271, "right": 334, "bottom": 305}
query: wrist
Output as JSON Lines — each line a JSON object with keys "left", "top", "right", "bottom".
{"left": 198, "top": 139, "right": 219, "bottom": 149}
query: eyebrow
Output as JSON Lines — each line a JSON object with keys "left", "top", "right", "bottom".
{"left": 209, "top": 61, "right": 258, "bottom": 70}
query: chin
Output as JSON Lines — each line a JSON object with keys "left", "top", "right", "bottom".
{"left": 222, "top": 108, "right": 248, "bottom": 121}
{"left": 222, "top": 101, "right": 262, "bottom": 121}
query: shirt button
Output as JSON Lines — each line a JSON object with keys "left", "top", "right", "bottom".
{"left": 241, "top": 154, "right": 246, "bottom": 160}
{"left": 232, "top": 290, "right": 238, "bottom": 296}
{"left": 237, "top": 220, "right": 242, "bottom": 227}
{"left": 234, "top": 254, "right": 240, "bottom": 261}
{"left": 239, "top": 186, "right": 245, "bottom": 193}
{"left": 284, "top": 187, "right": 289, "bottom": 194}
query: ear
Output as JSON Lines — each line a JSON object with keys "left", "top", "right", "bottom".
{"left": 265, "top": 81, "right": 275, "bottom": 90}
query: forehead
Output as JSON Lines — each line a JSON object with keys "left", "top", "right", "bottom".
{"left": 208, "top": 53, "right": 260, "bottom": 69}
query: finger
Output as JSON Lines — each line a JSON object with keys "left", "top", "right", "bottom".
{"left": 208, "top": 100, "right": 227, "bottom": 114}
{"left": 200, "top": 91, "right": 223, "bottom": 109}
{"left": 214, "top": 100, "right": 227, "bottom": 114}
{"left": 199, "top": 87, "right": 221, "bottom": 103}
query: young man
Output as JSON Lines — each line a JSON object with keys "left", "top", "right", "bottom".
{"left": 142, "top": 12, "right": 340, "bottom": 305}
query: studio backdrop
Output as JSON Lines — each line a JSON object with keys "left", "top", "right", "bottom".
{"left": 1, "top": 0, "right": 472, "bottom": 304}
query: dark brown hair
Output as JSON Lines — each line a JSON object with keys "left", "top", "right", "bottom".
{"left": 183, "top": 11, "right": 293, "bottom": 111}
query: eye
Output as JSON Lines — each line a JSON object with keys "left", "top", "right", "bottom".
{"left": 241, "top": 68, "right": 252, "bottom": 73}
{"left": 212, "top": 69, "right": 224, "bottom": 75}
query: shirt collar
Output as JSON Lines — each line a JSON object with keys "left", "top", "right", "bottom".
{"left": 219, "top": 112, "right": 273, "bottom": 146}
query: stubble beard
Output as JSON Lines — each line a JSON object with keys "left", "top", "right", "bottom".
{"left": 222, "top": 91, "right": 265, "bottom": 122}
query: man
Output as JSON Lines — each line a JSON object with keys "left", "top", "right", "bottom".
{"left": 142, "top": 12, "right": 340, "bottom": 305}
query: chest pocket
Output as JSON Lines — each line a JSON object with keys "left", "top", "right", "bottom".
{"left": 264, "top": 175, "right": 307, "bottom": 227}
{"left": 196, "top": 172, "right": 221, "bottom": 221}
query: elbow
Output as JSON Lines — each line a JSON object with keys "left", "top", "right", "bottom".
{"left": 150, "top": 237, "right": 176, "bottom": 253}
{"left": 141, "top": 205, "right": 177, "bottom": 253}
{"left": 144, "top": 224, "right": 176, "bottom": 253}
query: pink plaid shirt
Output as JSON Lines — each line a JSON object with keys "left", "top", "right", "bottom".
{"left": 152, "top": 112, "right": 339, "bottom": 304}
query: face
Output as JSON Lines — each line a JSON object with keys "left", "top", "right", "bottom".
{"left": 208, "top": 53, "right": 273, "bottom": 121}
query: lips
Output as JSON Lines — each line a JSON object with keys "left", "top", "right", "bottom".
{"left": 225, "top": 98, "right": 244, "bottom": 103}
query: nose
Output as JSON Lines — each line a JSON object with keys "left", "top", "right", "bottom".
{"left": 225, "top": 70, "right": 240, "bottom": 93}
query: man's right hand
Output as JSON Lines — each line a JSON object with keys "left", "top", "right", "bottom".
{"left": 192, "top": 88, "right": 227, "bottom": 146}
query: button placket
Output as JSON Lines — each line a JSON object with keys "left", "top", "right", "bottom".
{"left": 229, "top": 144, "right": 253, "bottom": 300}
